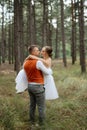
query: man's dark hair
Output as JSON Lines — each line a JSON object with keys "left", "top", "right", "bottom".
{"left": 28, "top": 45, "right": 39, "bottom": 54}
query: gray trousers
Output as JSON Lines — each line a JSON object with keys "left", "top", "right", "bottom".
{"left": 28, "top": 84, "right": 45, "bottom": 122}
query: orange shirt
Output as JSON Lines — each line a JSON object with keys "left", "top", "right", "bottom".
{"left": 24, "top": 59, "right": 44, "bottom": 84}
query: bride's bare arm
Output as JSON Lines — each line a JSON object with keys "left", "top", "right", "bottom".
{"left": 28, "top": 55, "right": 51, "bottom": 67}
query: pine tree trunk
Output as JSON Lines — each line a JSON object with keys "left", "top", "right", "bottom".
{"left": 1, "top": 1, "right": 5, "bottom": 63}
{"left": 8, "top": 0, "right": 11, "bottom": 64}
{"left": 55, "top": 19, "right": 59, "bottom": 58}
{"left": 27, "top": 0, "right": 36, "bottom": 46}
{"left": 60, "top": 0, "right": 67, "bottom": 66}
{"left": 47, "top": 0, "right": 53, "bottom": 46}
{"left": 42, "top": 0, "right": 48, "bottom": 46}
{"left": 55, "top": 3, "right": 60, "bottom": 59}
{"left": 27, "top": 0, "right": 31, "bottom": 46}
{"left": 12, "top": 23, "right": 14, "bottom": 64}
{"left": 14, "top": 0, "right": 21, "bottom": 73}
{"left": 78, "top": 0, "right": 86, "bottom": 72}
{"left": 19, "top": 0, "right": 24, "bottom": 65}
{"left": 74, "top": 0, "right": 77, "bottom": 62}
{"left": 71, "top": 0, "right": 76, "bottom": 64}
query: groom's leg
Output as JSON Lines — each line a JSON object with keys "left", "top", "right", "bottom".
{"left": 36, "top": 86, "right": 45, "bottom": 124}
{"left": 28, "top": 91, "right": 36, "bottom": 122}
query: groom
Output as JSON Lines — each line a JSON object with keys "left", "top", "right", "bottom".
{"left": 24, "top": 45, "right": 52, "bottom": 124}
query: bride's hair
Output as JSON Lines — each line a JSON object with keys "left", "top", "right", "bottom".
{"left": 44, "top": 46, "right": 52, "bottom": 57}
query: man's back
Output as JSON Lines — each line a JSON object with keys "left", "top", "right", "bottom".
{"left": 24, "top": 59, "right": 44, "bottom": 84}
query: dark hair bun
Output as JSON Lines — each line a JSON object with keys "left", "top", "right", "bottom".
{"left": 45, "top": 46, "right": 52, "bottom": 57}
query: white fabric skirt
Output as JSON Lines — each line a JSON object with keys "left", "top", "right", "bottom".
{"left": 15, "top": 69, "right": 59, "bottom": 100}
{"left": 15, "top": 69, "right": 28, "bottom": 93}
{"left": 44, "top": 74, "right": 59, "bottom": 100}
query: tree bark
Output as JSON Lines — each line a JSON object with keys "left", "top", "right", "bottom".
{"left": 42, "top": 0, "right": 48, "bottom": 46}
{"left": 19, "top": 0, "right": 24, "bottom": 65}
{"left": 60, "top": 0, "right": 67, "bottom": 66}
{"left": 71, "top": 0, "right": 76, "bottom": 64}
{"left": 1, "top": 1, "right": 5, "bottom": 63}
{"left": 14, "top": 0, "right": 21, "bottom": 73}
{"left": 27, "top": 0, "right": 36, "bottom": 45}
{"left": 78, "top": 0, "right": 86, "bottom": 72}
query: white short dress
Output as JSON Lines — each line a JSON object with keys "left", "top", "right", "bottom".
{"left": 15, "top": 69, "right": 28, "bottom": 93}
{"left": 15, "top": 68, "right": 59, "bottom": 100}
{"left": 44, "top": 68, "right": 59, "bottom": 100}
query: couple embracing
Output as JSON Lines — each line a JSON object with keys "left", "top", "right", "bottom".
{"left": 15, "top": 45, "right": 59, "bottom": 124}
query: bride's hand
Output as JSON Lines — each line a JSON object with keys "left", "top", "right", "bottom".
{"left": 29, "top": 55, "right": 39, "bottom": 60}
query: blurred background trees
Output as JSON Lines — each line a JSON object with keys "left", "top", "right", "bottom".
{"left": 0, "top": 0, "right": 87, "bottom": 73}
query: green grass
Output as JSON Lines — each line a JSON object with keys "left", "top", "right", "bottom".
{"left": 0, "top": 61, "right": 87, "bottom": 130}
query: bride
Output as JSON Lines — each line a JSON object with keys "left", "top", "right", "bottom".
{"left": 15, "top": 46, "right": 59, "bottom": 100}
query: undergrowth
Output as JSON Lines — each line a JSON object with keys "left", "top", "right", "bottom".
{"left": 0, "top": 61, "right": 87, "bottom": 130}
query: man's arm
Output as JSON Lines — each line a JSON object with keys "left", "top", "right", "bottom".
{"left": 36, "top": 61, "right": 52, "bottom": 75}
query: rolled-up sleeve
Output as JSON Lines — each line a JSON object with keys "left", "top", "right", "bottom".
{"left": 36, "top": 61, "right": 52, "bottom": 75}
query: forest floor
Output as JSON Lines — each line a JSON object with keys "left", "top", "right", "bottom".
{"left": 0, "top": 60, "right": 87, "bottom": 130}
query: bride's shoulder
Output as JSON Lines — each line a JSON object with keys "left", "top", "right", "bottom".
{"left": 46, "top": 58, "right": 51, "bottom": 67}
{"left": 48, "top": 57, "right": 51, "bottom": 61}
